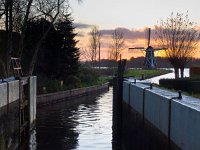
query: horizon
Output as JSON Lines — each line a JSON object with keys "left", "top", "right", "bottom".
{"left": 79, "top": 56, "right": 200, "bottom": 62}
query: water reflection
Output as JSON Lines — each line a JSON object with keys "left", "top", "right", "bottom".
{"left": 33, "top": 88, "right": 115, "bottom": 150}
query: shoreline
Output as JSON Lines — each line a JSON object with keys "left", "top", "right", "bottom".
{"left": 37, "top": 83, "right": 109, "bottom": 107}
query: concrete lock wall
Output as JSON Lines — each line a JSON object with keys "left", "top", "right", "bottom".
{"left": 122, "top": 80, "right": 200, "bottom": 150}
{"left": 0, "top": 80, "right": 20, "bottom": 149}
{"left": 0, "top": 77, "right": 36, "bottom": 149}
{"left": 171, "top": 98, "right": 200, "bottom": 150}
{"left": 123, "top": 81, "right": 130, "bottom": 104}
{"left": 29, "top": 76, "right": 37, "bottom": 125}
{"left": 144, "top": 88, "right": 170, "bottom": 136}
{"left": 0, "top": 81, "right": 19, "bottom": 108}
{"left": 0, "top": 83, "right": 7, "bottom": 108}
{"left": 130, "top": 83, "right": 149, "bottom": 115}
{"left": 8, "top": 80, "right": 19, "bottom": 103}
{"left": 0, "top": 76, "right": 37, "bottom": 125}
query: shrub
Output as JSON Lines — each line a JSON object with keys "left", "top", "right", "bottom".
{"left": 78, "top": 67, "right": 100, "bottom": 86}
{"left": 64, "top": 75, "right": 81, "bottom": 89}
{"left": 37, "top": 74, "right": 64, "bottom": 94}
{"left": 124, "top": 69, "right": 172, "bottom": 79}
{"left": 159, "top": 78, "right": 200, "bottom": 94}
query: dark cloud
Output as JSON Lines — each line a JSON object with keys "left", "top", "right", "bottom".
{"left": 76, "top": 32, "right": 85, "bottom": 37}
{"left": 73, "top": 23, "right": 93, "bottom": 29}
{"left": 100, "top": 27, "right": 156, "bottom": 40}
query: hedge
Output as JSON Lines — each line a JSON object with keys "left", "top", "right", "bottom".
{"left": 159, "top": 78, "right": 200, "bottom": 94}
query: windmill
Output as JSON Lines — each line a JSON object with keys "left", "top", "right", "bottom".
{"left": 129, "top": 28, "right": 165, "bottom": 69}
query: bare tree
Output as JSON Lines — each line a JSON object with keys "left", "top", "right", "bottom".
{"left": 0, "top": 0, "right": 33, "bottom": 76}
{"left": 80, "top": 47, "right": 93, "bottom": 62}
{"left": 0, "top": 0, "right": 81, "bottom": 76}
{"left": 155, "top": 12, "right": 200, "bottom": 78}
{"left": 109, "top": 29, "right": 125, "bottom": 61}
{"left": 88, "top": 26, "right": 101, "bottom": 66}
{"left": 27, "top": 0, "right": 67, "bottom": 75}
{"left": 1, "top": 0, "right": 14, "bottom": 76}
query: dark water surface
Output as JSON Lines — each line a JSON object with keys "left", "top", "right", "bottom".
{"left": 30, "top": 88, "right": 116, "bottom": 150}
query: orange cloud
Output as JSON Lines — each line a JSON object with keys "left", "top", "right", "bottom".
{"left": 75, "top": 26, "right": 200, "bottom": 61}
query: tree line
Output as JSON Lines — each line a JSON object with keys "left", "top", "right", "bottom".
{"left": 0, "top": 0, "right": 80, "bottom": 80}
{"left": 82, "top": 26, "right": 125, "bottom": 67}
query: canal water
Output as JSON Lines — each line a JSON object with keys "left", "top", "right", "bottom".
{"left": 27, "top": 69, "right": 189, "bottom": 150}
{"left": 29, "top": 88, "right": 118, "bottom": 150}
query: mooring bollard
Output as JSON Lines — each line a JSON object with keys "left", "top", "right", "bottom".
{"left": 150, "top": 83, "right": 153, "bottom": 89}
{"left": 178, "top": 90, "right": 182, "bottom": 99}
{"left": 134, "top": 78, "right": 136, "bottom": 84}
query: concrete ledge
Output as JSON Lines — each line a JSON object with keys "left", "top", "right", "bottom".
{"left": 37, "top": 83, "right": 109, "bottom": 106}
{"left": 0, "top": 83, "right": 7, "bottom": 108}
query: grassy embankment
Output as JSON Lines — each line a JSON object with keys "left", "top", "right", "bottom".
{"left": 124, "top": 69, "right": 172, "bottom": 79}
{"left": 37, "top": 68, "right": 172, "bottom": 94}
{"left": 37, "top": 67, "right": 109, "bottom": 94}
{"left": 105, "top": 68, "right": 200, "bottom": 99}
{"left": 98, "top": 68, "right": 172, "bottom": 87}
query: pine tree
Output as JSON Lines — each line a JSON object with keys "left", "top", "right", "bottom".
{"left": 23, "top": 14, "right": 80, "bottom": 80}
{"left": 22, "top": 19, "right": 58, "bottom": 76}
{"left": 56, "top": 14, "right": 80, "bottom": 79}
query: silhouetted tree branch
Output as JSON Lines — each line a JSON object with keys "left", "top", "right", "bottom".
{"left": 89, "top": 26, "right": 101, "bottom": 66}
{"left": 109, "top": 29, "right": 125, "bottom": 61}
{"left": 0, "top": 0, "right": 81, "bottom": 76}
{"left": 155, "top": 12, "right": 200, "bottom": 78}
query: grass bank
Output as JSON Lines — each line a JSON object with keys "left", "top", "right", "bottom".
{"left": 124, "top": 69, "right": 172, "bottom": 79}
{"left": 37, "top": 68, "right": 172, "bottom": 95}
{"left": 37, "top": 67, "right": 109, "bottom": 94}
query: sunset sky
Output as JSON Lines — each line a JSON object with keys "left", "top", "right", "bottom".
{"left": 70, "top": 0, "right": 200, "bottom": 60}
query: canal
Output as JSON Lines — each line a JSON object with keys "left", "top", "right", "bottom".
{"left": 29, "top": 88, "right": 118, "bottom": 150}
{"left": 27, "top": 69, "right": 189, "bottom": 150}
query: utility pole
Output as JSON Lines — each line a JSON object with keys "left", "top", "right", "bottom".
{"left": 99, "top": 42, "right": 101, "bottom": 70}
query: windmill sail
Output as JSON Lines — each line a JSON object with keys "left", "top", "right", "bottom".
{"left": 147, "top": 28, "right": 151, "bottom": 47}
{"left": 145, "top": 28, "right": 151, "bottom": 47}
{"left": 129, "top": 47, "right": 145, "bottom": 50}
